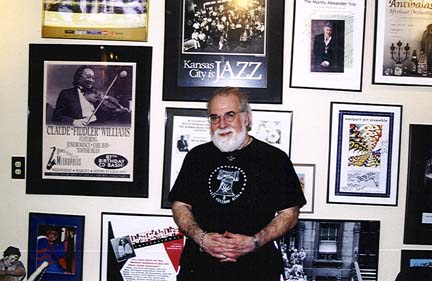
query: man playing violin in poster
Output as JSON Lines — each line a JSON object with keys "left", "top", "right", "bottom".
{"left": 52, "top": 65, "right": 130, "bottom": 127}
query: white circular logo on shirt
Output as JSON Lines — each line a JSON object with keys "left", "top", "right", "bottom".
{"left": 208, "top": 165, "right": 247, "bottom": 204}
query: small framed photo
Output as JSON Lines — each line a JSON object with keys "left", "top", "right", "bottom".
{"left": 327, "top": 102, "right": 402, "bottom": 206}
{"left": 290, "top": 0, "right": 366, "bottom": 91}
{"left": 42, "top": 0, "right": 149, "bottom": 41}
{"left": 293, "top": 164, "right": 315, "bottom": 214}
{"left": 401, "top": 250, "right": 432, "bottom": 271}
{"left": 27, "top": 44, "right": 152, "bottom": 197}
{"left": 373, "top": 1, "right": 432, "bottom": 86}
{"left": 403, "top": 124, "right": 432, "bottom": 244}
{"left": 163, "top": 0, "right": 284, "bottom": 103}
{"left": 100, "top": 213, "right": 185, "bottom": 281}
{"left": 28, "top": 212, "right": 85, "bottom": 281}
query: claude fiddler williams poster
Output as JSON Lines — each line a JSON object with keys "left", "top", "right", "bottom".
{"left": 42, "top": 61, "right": 136, "bottom": 182}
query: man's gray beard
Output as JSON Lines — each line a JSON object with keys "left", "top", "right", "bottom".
{"left": 211, "top": 125, "right": 247, "bottom": 152}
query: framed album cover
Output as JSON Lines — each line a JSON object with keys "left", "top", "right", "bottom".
{"left": 327, "top": 102, "right": 402, "bottom": 206}
{"left": 401, "top": 250, "right": 432, "bottom": 271}
{"left": 293, "top": 164, "right": 315, "bottom": 214}
{"left": 403, "top": 124, "right": 432, "bottom": 244}
{"left": 27, "top": 44, "right": 152, "bottom": 197}
{"left": 373, "top": 1, "right": 432, "bottom": 86}
{"left": 42, "top": 0, "right": 149, "bottom": 41}
{"left": 163, "top": 0, "right": 284, "bottom": 103}
{"left": 100, "top": 212, "right": 185, "bottom": 281}
{"left": 28, "top": 212, "right": 85, "bottom": 281}
{"left": 290, "top": 0, "right": 366, "bottom": 92}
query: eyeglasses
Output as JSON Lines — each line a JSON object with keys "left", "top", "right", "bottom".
{"left": 208, "top": 111, "right": 243, "bottom": 124}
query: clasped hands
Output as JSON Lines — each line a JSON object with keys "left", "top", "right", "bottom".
{"left": 200, "top": 231, "right": 256, "bottom": 263}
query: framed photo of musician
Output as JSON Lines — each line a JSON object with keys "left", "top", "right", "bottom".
{"left": 403, "top": 124, "right": 432, "bottom": 245}
{"left": 27, "top": 44, "right": 152, "bottom": 197}
{"left": 162, "top": 0, "right": 284, "bottom": 103}
{"left": 28, "top": 212, "right": 85, "bottom": 281}
{"left": 41, "top": 0, "right": 149, "bottom": 41}
{"left": 289, "top": 0, "right": 366, "bottom": 92}
{"left": 327, "top": 102, "right": 402, "bottom": 206}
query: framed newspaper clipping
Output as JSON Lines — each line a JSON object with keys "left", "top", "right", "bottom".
{"left": 289, "top": 0, "right": 366, "bottom": 92}
{"left": 100, "top": 212, "right": 185, "bottom": 281}
{"left": 403, "top": 124, "right": 432, "bottom": 245}
{"left": 327, "top": 102, "right": 402, "bottom": 206}
{"left": 42, "top": 0, "right": 149, "bottom": 41}
{"left": 27, "top": 44, "right": 152, "bottom": 198}
{"left": 163, "top": 0, "right": 284, "bottom": 103}
{"left": 373, "top": 1, "right": 432, "bottom": 86}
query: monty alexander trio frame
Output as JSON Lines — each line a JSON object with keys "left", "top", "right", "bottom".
{"left": 27, "top": 44, "right": 152, "bottom": 197}
{"left": 327, "top": 102, "right": 402, "bottom": 206}
{"left": 163, "top": 0, "right": 284, "bottom": 103}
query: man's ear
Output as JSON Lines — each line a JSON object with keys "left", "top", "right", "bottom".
{"left": 244, "top": 112, "right": 251, "bottom": 128}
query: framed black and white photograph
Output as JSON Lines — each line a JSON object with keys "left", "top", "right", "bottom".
{"left": 100, "top": 212, "right": 185, "bottom": 281}
{"left": 327, "top": 102, "right": 402, "bottom": 206}
{"left": 27, "top": 44, "right": 152, "bottom": 197}
{"left": 401, "top": 250, "right": 432, "bottom": 271}
{"left": 28, "top": 212, "right": 85, "bottom": 281}
{"left": 290, "top": 0, "right": 366, "bottom": 91}
{"left": 163, "top": 0, "right": 284, "bottom": 103}
{"left": 42, "top": 0, "right": 149, "bottom": 41}
{"left": 280, "top": 219, "right": 380, "bottom": 281}
{"left": 293, "top": 164, "right": 315, "bottom": 214}
{"left": 403, "top": 124, "right": 432, "bottom": 245}
{"left": 373, "top": 1, "right": 432, "bottom": 86}
{"left": 161, "top": 108, "right": 293, "bottom": 208}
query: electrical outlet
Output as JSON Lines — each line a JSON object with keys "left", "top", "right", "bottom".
{"left": 11, "top": 156, "right": 25, "bottom": 179}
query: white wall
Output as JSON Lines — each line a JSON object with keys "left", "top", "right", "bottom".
{"left": 0, "top": 1, "right": 431, "bottom": 281}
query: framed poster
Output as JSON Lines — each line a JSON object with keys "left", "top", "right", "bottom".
{"left": 290, "top": 0, "right": 366, "bottom": 92}
{"left": 100, "top": 212, "right": 185, "bottom": 281}
{"left": 28, "top": 212, "right": 85, "bottom": 281}
{"left": 293, "top": 164, "right": 315, "bottom": 214}
{"left": 401, "top": 250, "right": 432, "bottom": 271}
{"left": 163, "top": 0, "right": 284, "bottom": 103}
{"left": 280, "top": 219, "right": 380, "bottom": 281}
{"left": 27, "top": 44, "right": 152, "bottom": 197}
{"left": 161, "top": 108, "right": 293, "bottom": 208}
{"left": 403, "top": 124, "right": 432, "bottom": 244}
{"left": 42, "top": 0, "right": 149, "bottom": 41}
{"left": 327, "top": 102, "right": 402, "bottom": 206}
{"left": 373, "top": 1, "right": 432, "bottom": 86}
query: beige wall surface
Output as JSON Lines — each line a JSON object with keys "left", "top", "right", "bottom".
{"left": 0, "top": 1, "right": 431, "bottom": 280}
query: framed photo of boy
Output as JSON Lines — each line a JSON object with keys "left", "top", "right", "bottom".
{"left": 163, "top": 0, "right": 284, "bottom": 103}
{"left": 327, "top": 102, "right": 402, "bottom": 206}
{"left": 28, "top": 212, "right": 85, "bottom": 281}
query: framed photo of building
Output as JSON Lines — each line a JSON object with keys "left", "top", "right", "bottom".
{"left": 403, "top": 124, "right": 432, "bottom": 245}
{"left": 290, "top": 0, "right": 366, "bottom": 91}
{"left": 42, "top": 0, "right": 149, "bottom": 41}
{"left": 100, "top": 212, "right": 185, "bottom": 281}
{"left": 27, "top": 44, "right": 152, "bottom": 197}
{"left": 163, "top": 0, "right": 284, "bottom": 103}
{"left": 327, "top": 102, "right": 402, "bottom": 206}
{"left": 280, "top": 219, "right": 380, "bottom": 281}
{"left": 373, "top": 1, "right": 432, "bottom": 86}
{"left": 293, "top": 164, "right": 315, "bottom": 214}
{"left": 28, "top": 212, "right": 85, "bottom": 281}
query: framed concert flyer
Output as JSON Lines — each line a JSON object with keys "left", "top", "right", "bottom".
{"left": 327, "top": 102, "right": 402, "bottom": 206}
{"left": 28, "top": 212, "right": 85, "bottom": 281}
{"left": 293, "top": 164, "right": 315, "bottom": 214}
{"left": 100, "top": 212, "right": 185, "bottom": 281}
{"left": 401, "top": 250, "right": 432, "bottom": 271}
{"left": 161, "top": 108, "right": 293, "bottom": 208}
{"left": 42, "top": 0, "right": 149, "bottom": 41}
{"left": 373, "top": 1, "right": 432, "bottom": 86}
{"left": 163, "top": 0, "right": 284, "bottom": 103}
{"left": 403, "top": 124, "right": 432, "bottom": 244}
{"left": 27, "top": 44, "right": 152, "bottom": 197}
{"left": 290, "top": 0, "right": 366, "bottom": 92}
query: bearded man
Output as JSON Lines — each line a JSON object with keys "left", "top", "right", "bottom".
{"left": 168, "top": 87, "right": 306, "bottom": 281}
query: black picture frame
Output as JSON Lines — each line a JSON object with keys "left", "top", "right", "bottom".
{"left": 400, "top": 250, "right": 432, "bottom": 271}
{"left": 404, "top": 124, "right": 432, "bottom": 244}
{"left": 26, "top": 44, "right": 152, "bottom": 198}
{"left": 163, "top": 0, "right": 284, "bottom": 103}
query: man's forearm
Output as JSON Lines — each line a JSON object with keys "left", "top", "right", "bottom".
{"left": 171, "top": 201, "right": 203, "bottom": 244}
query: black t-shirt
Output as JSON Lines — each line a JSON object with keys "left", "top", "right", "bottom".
{"left": 168, "top": 138, "right": 306, "bottom": 280}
